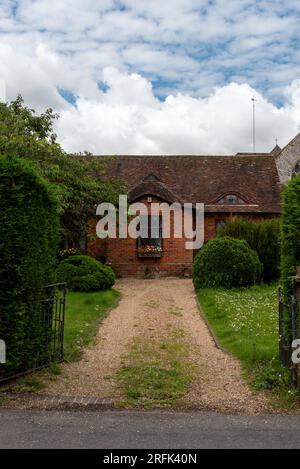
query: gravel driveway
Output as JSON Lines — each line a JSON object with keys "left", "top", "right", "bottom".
{"left": 43, "top": 278, "right": 267, "bottom": 414}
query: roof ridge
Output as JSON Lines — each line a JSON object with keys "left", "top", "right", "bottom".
{"left": 89, "top": 154, "right": 272, "bottom": 159}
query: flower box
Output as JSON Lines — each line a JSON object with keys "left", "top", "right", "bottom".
{"left": 138, "top": 252, "right": 162, "bottom": 258}
{"left": 137, "top": 245, "right": 162, "bottom": 258}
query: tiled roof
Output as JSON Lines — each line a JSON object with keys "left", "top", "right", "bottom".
{"left": 100, "top": 154, "right": 281, "bottom": 214}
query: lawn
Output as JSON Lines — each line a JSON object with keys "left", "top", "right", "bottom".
{"left": 197, "top": 284, "right": 278, "bottom": 366}
{"left": 197, "top": 283, "right": 295, "bottom": 397}
{"left": 198, "top": 284, "right": 300, "bottom": 410}
{"left": 64, "top": 289, "right": 121, "bottom": 362}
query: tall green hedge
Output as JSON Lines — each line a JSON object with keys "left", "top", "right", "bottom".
{"left": 281, "top": 176, "right": 300, "bottom": 345}
{"left": 0, "top": 156, "right": 59, "bottom": 378}
{"left": 217, "top": 218, "right": 280, "bottom": 282}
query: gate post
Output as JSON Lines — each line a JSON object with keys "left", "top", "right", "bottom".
{"left": 290, "top": 270, "right": 300, "bottom": 387}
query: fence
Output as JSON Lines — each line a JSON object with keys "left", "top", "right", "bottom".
{"left": 41, "top": 283, "right": 67, "bottom": 363}
{"left": 0, "top": 283, "right": 67, "bottom": 383}
{"left": 278, "top": 285, "right": 299, "bottom": 386}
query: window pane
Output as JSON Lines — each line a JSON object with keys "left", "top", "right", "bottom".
{"left": 139, "top": 215, "right": 149, "bottom": 238}
{"left": 138, "top": 215, "right": 162, "bottom": 249}
{"left": 150, "top": 215, "right": 160, "bottom": 238}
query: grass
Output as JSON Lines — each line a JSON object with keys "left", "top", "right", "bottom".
{"left": 13, "top": 375, "right": 47, "bottom": 393}
{"left": 197, "top": 283, "right": 299, "bottom": 408}
{"left": 64, "top": 289, "right": 121, "bottom": 362}
{"left": 116, "top": 328, "right": 194, "bottom": 408}
{"left": 198, "top": 284, "right": 278, "bottom": 364}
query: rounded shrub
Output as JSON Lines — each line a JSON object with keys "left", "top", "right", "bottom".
{"left": 193, "top": 237, "right": 262, "bottom": 289}
{"left": 56, "top": 255, "right": 115, "bottom": 291}
{"left": 217, "top": 217, "right": 280, "bottom": 282}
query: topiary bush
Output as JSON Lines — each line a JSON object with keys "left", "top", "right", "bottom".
{"left": 217, "top": 218, "right": 280, "bottom": 282}
{"left": 193, "top": 237, "right": 262, "bottom": 289}
{"left": 56, "top": 255, "right": 115, "bottom": 291}
{"left": 0, "top": 156, "right": 59, "bottom": 379}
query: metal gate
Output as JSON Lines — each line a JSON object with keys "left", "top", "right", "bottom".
{"left": 279, "top": 286, "right": 298, "bottom": 385}
{"left": 0, "top": 282, "right": 67, "bottom": 383}
{"left": 41, "top": 283, "right": 67, "bottom": 363}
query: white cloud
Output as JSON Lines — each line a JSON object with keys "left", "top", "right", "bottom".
{"left": 1, "top": 0, "right": 300, "bottom": 101}
{"left": 0, "top": 78, "right": 6, "bottom": 102}
{"left": 56, "top": 69, "right": 300, "bottom": 155}
{"left": 1, "top": 0, "right": 300, "bottom": 153}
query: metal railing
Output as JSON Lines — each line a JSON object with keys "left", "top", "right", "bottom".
{"left": 279, "top": 286, "right": 299, "bottom": 386}
{"left": 0, "top": 283, "right": 67, "bottom": 383}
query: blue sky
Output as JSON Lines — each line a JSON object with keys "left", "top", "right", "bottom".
{"left": 1, "top": 0, "right": 300, "bottom": 154}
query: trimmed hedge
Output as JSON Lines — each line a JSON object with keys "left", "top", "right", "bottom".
{"left": 56, "top": 255, "right": 115, "bottom": 291}
{"left": 0, "top": 156, "right": 59, "bottom": 378}
{"left": 193, "top": 237, "right": 262, "bottom": 289}
{"left": 217, "top": 218, "right": 280, "bottom": 282}
{"left": 281, "top": 176, "right": 300, "bottom": 344}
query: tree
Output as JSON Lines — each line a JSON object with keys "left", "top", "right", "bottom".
{"left": 0, "top": 96, "right": 123, "bottom": 246}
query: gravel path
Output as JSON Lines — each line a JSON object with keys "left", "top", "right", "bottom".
{"left": 43, "top": 278, "right": 267, "bottom": 414}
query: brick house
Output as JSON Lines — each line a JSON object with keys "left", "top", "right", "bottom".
{"left": 87, "top": 150, "right": 281, "bottom": 277}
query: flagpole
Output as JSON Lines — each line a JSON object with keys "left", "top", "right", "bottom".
{"left": 251, "top": 97, "right": 256, "bottom": 153}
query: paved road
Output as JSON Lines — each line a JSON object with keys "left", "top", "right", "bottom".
{"left": 0, "top": 409, "right": 300, "bottom": 449}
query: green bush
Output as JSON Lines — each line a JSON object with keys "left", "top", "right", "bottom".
{"left": 56, "top": 255, "right": 115, "bottom": 291}
{"left": 193, "top": 237, "right": 262, "bottom": 289}
{"left": 0, "top": 156, "right": 59, "bottom": 378}
{"left": 217, "top": 218, "right": 280, "bottom": 282}
{"left": 281, "top": 176, "right": 300, "bottom": 344}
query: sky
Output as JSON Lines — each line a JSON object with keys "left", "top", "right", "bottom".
{"left": 1, "top": 0, "right": 300, "bottom": 154}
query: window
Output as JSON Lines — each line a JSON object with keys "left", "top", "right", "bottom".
{"left": 217, "top": 194, "right": 246, "bottom": 205}
{"left": 137, "top": 215, "right": 163, "bottom": 257}
{"left": 226, "top": 194, "right": 238, "bottom": 204}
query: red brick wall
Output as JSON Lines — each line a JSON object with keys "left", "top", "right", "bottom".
{"left": 87, "top": 196, "right": 194, "bottom": 277}
{"left": 87, "top": 204, "right": 279, "bottom": 277}
{"left": 87, "top": 218, "right": 107, "bottom": 261}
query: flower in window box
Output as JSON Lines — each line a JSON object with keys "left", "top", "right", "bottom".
{"left": 137, "top": 245, "right": 162, "bottom": 254}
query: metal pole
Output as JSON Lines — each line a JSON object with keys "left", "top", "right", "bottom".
{"left": 251, "top": 98, "right": 256, "bottom": 153}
